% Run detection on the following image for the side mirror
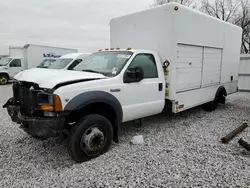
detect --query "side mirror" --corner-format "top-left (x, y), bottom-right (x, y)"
top-left (124, 66), bottom-right (144, 83)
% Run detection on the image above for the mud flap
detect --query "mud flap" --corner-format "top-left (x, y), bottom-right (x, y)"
top-left (2, 97), bottom-right (15, 108)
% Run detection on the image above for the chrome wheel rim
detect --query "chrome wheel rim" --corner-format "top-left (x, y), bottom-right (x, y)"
top-left (80, 125), bottom-right (106, 157)
top-left (0, 77), bottom-right (7, 84)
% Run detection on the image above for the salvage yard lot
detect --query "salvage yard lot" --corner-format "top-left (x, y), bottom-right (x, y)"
top-left (0, 85), bottom-right (250, 187)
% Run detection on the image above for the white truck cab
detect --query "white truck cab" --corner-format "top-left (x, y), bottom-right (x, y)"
top-left (44, 53), bottom-right (91, 70)
top-left (3, 3), bottom-right (242, 163)
top-left (36, 58), bottom-right (57, 69)
top-left (0, 57), bottom-right (23, 84)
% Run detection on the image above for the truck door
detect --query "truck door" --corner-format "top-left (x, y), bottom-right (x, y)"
top-left (8, 59), bottom-right (23, 78)
top-left (121, 53), bottom-right (165, 122)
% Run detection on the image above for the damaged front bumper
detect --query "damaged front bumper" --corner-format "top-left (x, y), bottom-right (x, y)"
top-left (3, 98), bottom-right (65, 138)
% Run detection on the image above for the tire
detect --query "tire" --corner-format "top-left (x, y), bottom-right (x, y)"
top-left (67, 114), bottom-right (113, 163)
top-left (0, 75), bottom-right (8, 85)
top-left (202, 100), bottom-right (218, 112)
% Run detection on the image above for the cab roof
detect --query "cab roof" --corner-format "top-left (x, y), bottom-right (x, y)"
top-left (59, 53), bottom-right (91, 59)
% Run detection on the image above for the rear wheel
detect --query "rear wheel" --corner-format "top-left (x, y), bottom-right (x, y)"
top-left (202, 100), bottom-right (218, 112)
top-left (202, 88), bottom-right (227, 112)
top-left (67, 114), bottom-right (113, 163)
top-left (0, 75), bottom-right (8, 85)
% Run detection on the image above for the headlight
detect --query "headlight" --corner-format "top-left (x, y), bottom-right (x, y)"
top-left (37, 93), bottom-right (62, 112)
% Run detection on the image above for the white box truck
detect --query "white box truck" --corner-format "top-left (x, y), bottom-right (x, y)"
top-left (3, 3), bottom-right (242, 162)
top-left (0, 44), bottom-right (77, 84)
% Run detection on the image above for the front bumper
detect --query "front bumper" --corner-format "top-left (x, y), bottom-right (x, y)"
top-left (4, 101), bottom-right (65, 138)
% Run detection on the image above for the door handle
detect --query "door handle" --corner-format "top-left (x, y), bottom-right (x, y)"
top-left (158, 83), bottom-right (163, 91)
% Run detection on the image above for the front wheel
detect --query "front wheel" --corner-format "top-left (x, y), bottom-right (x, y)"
top-left (67, 114), bottom-right (113, 163)
top-left (0, 75), bottom-right (8, 85)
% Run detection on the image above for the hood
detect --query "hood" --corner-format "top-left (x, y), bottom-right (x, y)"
top-left (14, 68), bottom-right (106, 89)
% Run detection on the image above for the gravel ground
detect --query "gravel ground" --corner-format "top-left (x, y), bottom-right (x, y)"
top-left (0, 84), bottom-right (250, 188)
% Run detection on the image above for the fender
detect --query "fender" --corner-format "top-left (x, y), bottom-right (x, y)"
top-left (0, 72), bottom-right (10, 81)
top-left (64, 91), bottom-right (123, 142)
top-left (0, 71), bottom-right (9, 77)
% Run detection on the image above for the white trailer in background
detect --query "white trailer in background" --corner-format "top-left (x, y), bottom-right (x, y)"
top-left (238, 54), bottom-right (250, 91)
top-left (0, 44), bottom-right (77, 84)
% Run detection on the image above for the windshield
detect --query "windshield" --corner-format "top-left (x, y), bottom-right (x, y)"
top-left (73, 51), bottom-right (133, 77)
top-left (48, 58), bottom-right (73, 69)
top-left (0, 58), bottom-right (12, 66)
top-left (37, 59), bottom-right (57, 68)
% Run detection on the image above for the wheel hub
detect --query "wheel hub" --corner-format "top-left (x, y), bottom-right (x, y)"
top-left (0, 77), bottom-right (7, 84)
top-left (80, 126), bottom-right (105, 156)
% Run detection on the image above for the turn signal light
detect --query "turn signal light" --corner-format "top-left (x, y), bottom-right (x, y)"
top-left (40, 95), bottom-right (62, 112)
top-left (54, 95), bottom-right (62, 112)
top-left (41, 105), bottom-right (53, 111)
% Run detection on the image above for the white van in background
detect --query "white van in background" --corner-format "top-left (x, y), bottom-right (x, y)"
top-left (0, 44), bottom-right (77, 85)
top-left (36, 58), bottom-right (57, 68)
top-left (44, 53), bottom-right (91, 70)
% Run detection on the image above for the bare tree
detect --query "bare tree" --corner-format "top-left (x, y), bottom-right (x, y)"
top-left (234, 1), bottom-right (250, 53)
top-left (152, 0), bottom-right (196, 7)
top-left (201, 0), bottom-right (250, 53)
top-left (201, 0), bottom-right (241, 22)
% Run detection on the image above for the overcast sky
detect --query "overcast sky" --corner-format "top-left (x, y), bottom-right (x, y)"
top-left (0, 0), bottom-right (152, 55)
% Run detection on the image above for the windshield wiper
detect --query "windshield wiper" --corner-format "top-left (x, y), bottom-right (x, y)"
top-left (82, 69), bottom-right (102, 74)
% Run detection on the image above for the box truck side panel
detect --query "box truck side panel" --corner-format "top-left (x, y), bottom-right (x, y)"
top-left (172, 4), bottom-right (241, 106)
top-left (26, 45), bottom-right (77, 69)
top-left (174, 7), bottom-right (225, 49)
top-left (173, 5), bottom-right (241, 87)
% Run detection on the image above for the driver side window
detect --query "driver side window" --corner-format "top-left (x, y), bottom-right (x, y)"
top-left (127, 54), bottom-right (158, 78)
top-left (10, 59), bottom-right (21, 67)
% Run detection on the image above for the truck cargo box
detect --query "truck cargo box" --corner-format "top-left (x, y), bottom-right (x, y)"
top-left (111, 3), bottom-right (242, 111)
